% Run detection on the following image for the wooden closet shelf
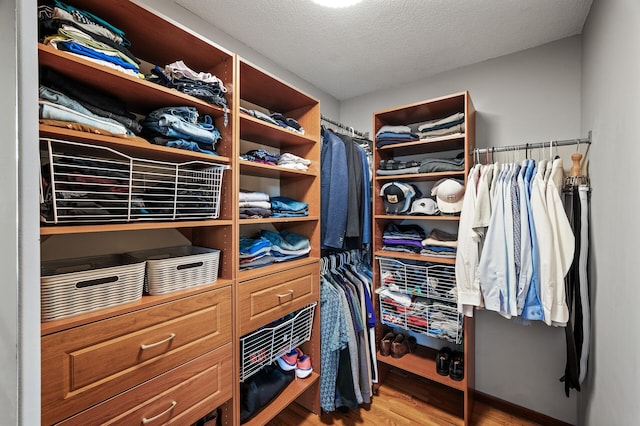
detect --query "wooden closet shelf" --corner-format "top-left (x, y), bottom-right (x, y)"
top-left (375, 171), bottom-right (465, 181)
top-left (377, 134), bottom-right (465, 156)
top-left (239, 216), bottom-right (319, 225)
top-left (240, 114), bottom-right (317, 148)
top-left (374, 250), bottom-right (456, 265)
top-left (39, 125), bottom-right (232, 165)
top-left (374, 214), bottom-right (460, 222)
top-left (242, 372), bottom-right (319, 426)
top-left (40, 219), bottom-right (233, 236)
top-left (38, 44), bottom-right (230, 118)
top-left (238, 257), bottom-right (320, 282)
top-left (377, 346), bottom-right (466, 391)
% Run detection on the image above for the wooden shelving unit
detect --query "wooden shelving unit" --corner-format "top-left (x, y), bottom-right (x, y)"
top-left (38, 1), bottom-right (236, 424)
top-left (372, 92), bottom-right (476, 426)
top-left (234, 57), bottom-right (321, 424)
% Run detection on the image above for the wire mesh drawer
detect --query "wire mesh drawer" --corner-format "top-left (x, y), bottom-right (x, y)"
top-left (379, 293), bottom-right (463, 344)
top-left (240, 302), bottom-right (317, 382)
top-left (126, 245), bottom-right (220, 295)
top-left (41, 254), bottom-right (146, 322)
top-left (40, 138), bottom-right (228, 224)
top-left (377, 257), bottom-right (457, 303)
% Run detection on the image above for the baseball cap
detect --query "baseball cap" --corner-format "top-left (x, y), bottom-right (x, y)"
top-left (409, 198), bottom-right (440, 215)
top-left (431, 179), bottom-right (464, 214)
top-left (380, 182), bottom-right (417, 214)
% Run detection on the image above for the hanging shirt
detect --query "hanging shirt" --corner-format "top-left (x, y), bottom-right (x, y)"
top-left (321, 130), bottom-right (348, 248)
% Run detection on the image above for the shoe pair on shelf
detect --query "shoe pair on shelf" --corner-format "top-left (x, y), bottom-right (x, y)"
top-left (436, 347), bottom-right (464, 381)
top-left (379, 331), bottom-right (417, 358)
top-left (276, 347), bottom-right (313, 378)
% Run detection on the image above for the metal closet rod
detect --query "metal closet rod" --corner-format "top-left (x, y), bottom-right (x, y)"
top-left (321, 114), bottom-right (370, 139)
top-left (472, 131), bottom-right (592, 155)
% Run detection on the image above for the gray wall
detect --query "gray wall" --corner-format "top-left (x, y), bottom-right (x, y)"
top-left (340, 36), bottom-right (583, 424)
top-left (138, 0), bottom-right (340, 119)
top-left (580, 0), bottom-right (640, 424)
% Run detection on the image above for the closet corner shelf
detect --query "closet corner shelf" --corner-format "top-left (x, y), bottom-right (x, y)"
top-left (239, 160), bottom-right (317, 179)
top-left (40, 219), bottom-right (233, 236)
top-left (242, 372), bottom-right (319, 426)
top-left (238, 257), bottom-right (320, 282)
top-left (40, 279), bottom-right (233, 336)
top-left (240, 114), bottom-right (317, 148)
top-left (374, 214), bottom-right (460, 222)
top-left (375, 171), bottom-right (465, 182)
top-left (377, 346), bottom-right (466, 391)
top-left (39, 125), bottom-right (232, 165)
top-left (239, 216), bottom-right (319, 225)
top-left (38, 44), bottom-right (230, 118)
top-left (378, 134), bottom-right (465, 156)
top-left (374, 250), bottom-right (456, 265)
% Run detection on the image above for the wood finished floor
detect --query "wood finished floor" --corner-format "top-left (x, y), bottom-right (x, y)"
top-left (267, 370), bottom-right (540, 426)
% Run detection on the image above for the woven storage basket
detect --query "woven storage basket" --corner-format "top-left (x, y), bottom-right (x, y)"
top-left (127, 246), bottom-right (220, 295)
top-left (41, 254), bottom-right (145, 322)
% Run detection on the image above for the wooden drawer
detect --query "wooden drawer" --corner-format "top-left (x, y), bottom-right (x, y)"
top-left (58, 343), bottom-right (232, 426)
top-left (42, 286), bottom-right (231, 425)
top-left (239, 262), bottom-right (318, 335)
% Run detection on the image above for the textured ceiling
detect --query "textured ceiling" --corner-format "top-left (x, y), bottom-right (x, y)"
top-left (176, 0), bottom-right (593, 101)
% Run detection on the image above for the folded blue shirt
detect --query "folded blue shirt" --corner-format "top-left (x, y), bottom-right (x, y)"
top-left (270, 196), bottom-right (308, 212)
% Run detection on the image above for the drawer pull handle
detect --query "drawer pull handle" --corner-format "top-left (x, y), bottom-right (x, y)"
top-left (141, 400), bottom-right (177, 424)
top-left (277, 290), bottom-right (294, 302)
top-left (140, 333), bottom-right (176, 350)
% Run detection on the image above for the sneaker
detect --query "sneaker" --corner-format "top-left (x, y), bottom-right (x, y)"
top-left (276, 349), bottom-right (298, 371)
top-left (294, 348), bottom-right (313, 378)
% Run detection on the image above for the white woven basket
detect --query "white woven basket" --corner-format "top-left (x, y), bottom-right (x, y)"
top-left (127, 246), bottom-right (220, 295)
top-left (41, 255), bottom-right (145, 322)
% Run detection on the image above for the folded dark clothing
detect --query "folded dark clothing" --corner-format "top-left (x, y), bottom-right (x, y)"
top-left (418, 155), bottom-right (465, 173)
top-left (79, 101), bottom-right (142, 134)
top-left (378, 159), bottom-right (421, 170)
top-left (239, 207), bottom-right (272, 218)
top-left (382, 238), bottom-right (423, 248)
top-left (376, 137), bottom-right (420, 148)
top-left (382, 245), bottom-right (421, 254)
top-left (383, 223), bottom-right (426, 240)
top-left (270, 112), bottom-right (303, 131)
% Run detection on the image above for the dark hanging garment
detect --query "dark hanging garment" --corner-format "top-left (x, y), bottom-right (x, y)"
top-left (338, 134), bottom-right (363, 247)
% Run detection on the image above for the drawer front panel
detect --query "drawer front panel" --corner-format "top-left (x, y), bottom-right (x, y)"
top-left (239, 263), bottom-right (318, 335)
top-left (43, 286), bottom-right (231, 426)
top-left (59, 343), bottom-right (232, 426)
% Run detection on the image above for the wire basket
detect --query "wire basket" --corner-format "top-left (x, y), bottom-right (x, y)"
top-left (239, 302), bottom-right (317, 382)
top-left (41, 254), bottom-right (146, 322)
top-left (377, 257), bottom-right (457, 303)
top-left (126, 245), bottom-right (220, 295)
top-left (40, 138), bottom-right (228, 224)
top-left (379, 295), bottom-right (463, 344)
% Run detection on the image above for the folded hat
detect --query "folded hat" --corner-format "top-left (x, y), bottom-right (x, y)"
top-left (431, 178), bottom-right (464, 214)
top-left (409, 197), bottom-right (439, 215)
top-left (380, 182), bottom-right (416, 215)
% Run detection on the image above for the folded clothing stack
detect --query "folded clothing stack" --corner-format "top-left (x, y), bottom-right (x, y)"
top-left (382, 223), bottom-right (426, 254)
top-left (375, 125), bottom-right (419, 148)
top-left (38, 1), bottom-right (141, 78)
top-left (39, 68), bottom-right (142, 136)
top-left (240, 148), bottom-right (281, 165)
top-left (240, 107), bottom-right (304, 134)
top-left (239, 230), bottom-right (310, 269)
top-left (278, 153), bottom-right (311, 171)
top-left (377, 152), bottom-right (465, 176)
top-left (141, 106), bottom-right (221, 156)
top-left (417, 112), bottom-right (465, 139)
top-left (420, 229), bottom-right (458, 258)
top-left (240, 190), bottom-right (271, 219)
top-left (270, 196), bottom-right (308, 218)
top-left (148, 60), bottom-right (229, 125)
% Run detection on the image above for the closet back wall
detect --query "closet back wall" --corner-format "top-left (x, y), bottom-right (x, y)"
top-left (340, 36), bottom-right (582, 425)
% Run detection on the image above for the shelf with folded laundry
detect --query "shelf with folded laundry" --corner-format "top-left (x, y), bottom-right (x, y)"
top-left (240, 302), bottom-right (317, 382)
top-left (377, 290), bottom-right (463, 344)
top-left (39, 138), bottom-right (229, 225)
top-left (239, 229), bottom-right (313, 271)
top-left (239, 146), bottom-right (316, 177)
top-left (37, 1), bottom-right (234, 110)
top-left (377, 256), bottom-right (457, 303)
top-left (240, 111), bottom-right (317, 148)
top-left (38, 45), bottom-right (231, 122)
top-left (239, 190), bottom-right (312, 220)
top-left (37, 65), bottom-right (232, 160)
top-left (375, 151), bottom-right (466, 180)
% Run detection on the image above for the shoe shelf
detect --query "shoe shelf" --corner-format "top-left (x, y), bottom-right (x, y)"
top-left (377, 345), bottom-right (466, 391)
top-left (241, 371), bottom-right (320, 426)
top-left (239, 302), bottom-right (317, 382)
